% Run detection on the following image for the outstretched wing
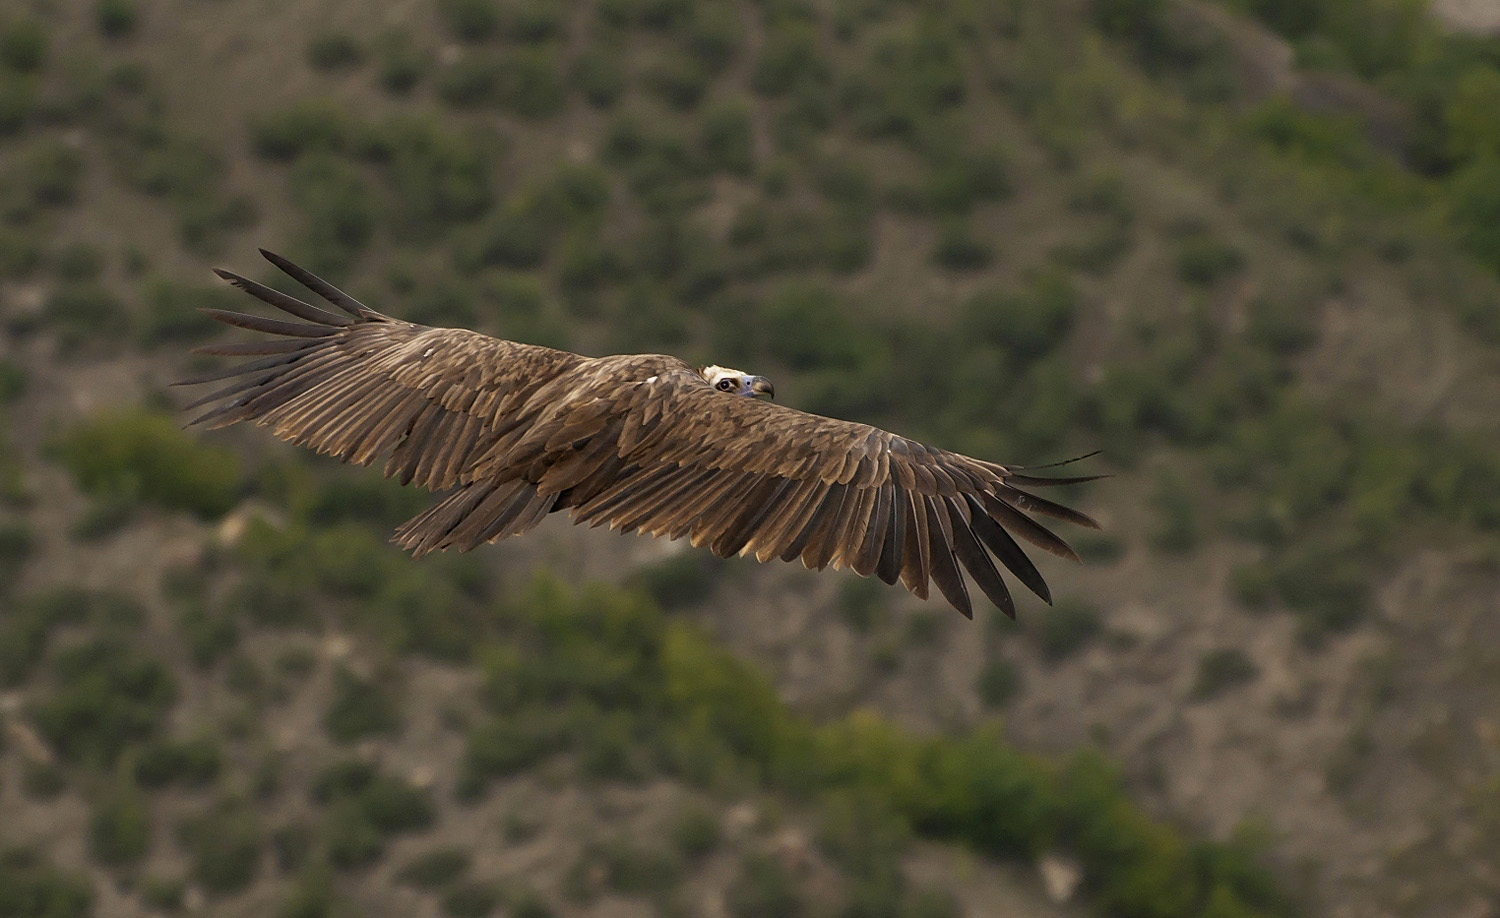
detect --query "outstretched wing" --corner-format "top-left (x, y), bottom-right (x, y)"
top-left (184, 252), bottom-right (1102, 619)
top-left (179, 249), bottom-right (586, 492)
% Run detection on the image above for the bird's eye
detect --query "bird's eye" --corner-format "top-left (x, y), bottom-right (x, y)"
top-left (716, 379), bottom-right (735, 391)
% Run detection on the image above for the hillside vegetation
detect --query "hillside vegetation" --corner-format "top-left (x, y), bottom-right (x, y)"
top-left (2, 0), bottom-right (1500, 916)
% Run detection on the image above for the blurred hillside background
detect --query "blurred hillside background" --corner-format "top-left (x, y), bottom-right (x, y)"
top-left (2, 0), bottom-right (1500, 916)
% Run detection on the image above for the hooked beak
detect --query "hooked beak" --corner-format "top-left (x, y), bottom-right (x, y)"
top-left (748, 376), bottom-right (775, 400)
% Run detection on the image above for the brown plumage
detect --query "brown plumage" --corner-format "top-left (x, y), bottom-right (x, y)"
top-left (181, 250), bottom-right (1104, 619)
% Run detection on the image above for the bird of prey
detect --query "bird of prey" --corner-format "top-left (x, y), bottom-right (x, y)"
top-left (181, 250), bottom-right (1102, 619)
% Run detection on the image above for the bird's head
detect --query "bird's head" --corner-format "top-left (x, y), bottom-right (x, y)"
top-left (698, 364), bottom-right (775, 400)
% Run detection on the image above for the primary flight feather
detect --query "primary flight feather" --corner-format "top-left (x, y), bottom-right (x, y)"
top-left (181, 250), bottom-right (1102, 619)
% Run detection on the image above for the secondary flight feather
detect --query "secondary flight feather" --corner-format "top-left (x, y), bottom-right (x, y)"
top-left (181, 250), bottom-right (1103, 619)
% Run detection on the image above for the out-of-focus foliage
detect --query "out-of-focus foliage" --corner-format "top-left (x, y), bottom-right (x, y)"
top-left (49, 408), bottom-right (241, 518)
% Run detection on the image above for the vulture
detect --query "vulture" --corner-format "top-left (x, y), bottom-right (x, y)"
top-left (181, 250), bottom-right (1103, 619)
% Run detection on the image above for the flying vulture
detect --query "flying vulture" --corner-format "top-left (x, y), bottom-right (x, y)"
top-left (180, 250), bottom-right (1102, 618)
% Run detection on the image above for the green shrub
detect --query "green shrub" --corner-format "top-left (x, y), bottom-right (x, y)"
top-left (0, 520), bottom-right (31, 588)
top-left (135, 277), bottom-right (238, 345)
top-left (96, 0), bottom-right (138, 38)
top-left (1176, 229), bottom-right (1244, 286)
top-left (397, 847), bottom-right (471, 890)
top-left (959, 272), bottom-right (1078, 361)
top-left (1450, 156), bottom-right (1500, 275)
top-left (0, 359), bottom-right (24, 401)
top-left (1033, 598), bottom-right (1102, 662)
top-left (20, 141), bottom-right (85, 207)
top-left (133, 736), bottom-right (222, 788)
top-left (441, 882), bottom-right (499, 918)
top-left (836, 577), bottom-right (887, 633)
top-left (0, 19), bottom-right (46, 73)
top-left (932, 219), bottom-right (993, 270)
top-left (699, 99), bottom-right (756, 175)
top-left (570, 46), bottom-right (625, 107)
top-left (54, 243), bottom-right (105, 281)
top-left (29, 638), bottom-right (176, 766)
top-left (439, 0), bottom-right (500, 40)
top-left (250, 98), bottom-right (358, 161)
top-left (0, 850), bottom-right (92, 918)
top-left (628, 553), bottom-right (721, 609)
top-left (176, 602), bottom-right (239, 668)
top-left (50, 409), bottom-right (241, 518)
top-left (288, 153), bottom-right (378, 269)
top-left (42, 283), bottom-right (129, 351)
top-left (0, 224), bottom-right (42, 276)
top-left (1149, 470), bottom-right (1198, 554)
top-left (926, 147), bottom-right (1012, 214)
top-left (1191, 648), bottom-right (1259, 700)
top-left (307, 33), bottom-right (364, 71)
top-left (362, 116), bottom-right (493, 237)
top-left (977, 657), bottom-right (1023, 707)
top-left (90, 787), bottom-right (152, 867)
top-left (644, 50), bottom-right (709, 109)
top-left (752, 23), bottom-right (825, 96)
top-left (727, 853), bottom-right (803, 918)
top-left (323, 668), bottom-right (400, 743)
top-left (373, 30), bottom-right (425, 94)
top-left (182, 810), bottom-right (262, 894)
top-left (0, 589), bottom-right (94, 685)
top-left (140, 875), bottom-right (184, 912)
top-left (670, 805), bottom-right (720, 858)
top-left (314, 760), bottom-right (435, 836)
top-left (438, 49), bottom-right (564, 118)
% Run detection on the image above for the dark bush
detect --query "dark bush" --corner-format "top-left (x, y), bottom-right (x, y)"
top-left (1191, 648), bottom-right (1259, 700)
top-left (727, 853), bottom-right (803, 918)
top-left (20, 141), bottom-right (85, 207)
top-left (438, 49), bottom-right (564, 118)
top-left (699, 99), bottom-right (756, 175)
top-left (42, 283), bottom-right (130, 351)
top-left (136, 277), bottom-right (239, 345)
top-left (90, 787), bottom-right (151, 866)
top-left (1033, 598), bottom-right (1102, 662)
top-left (629, 552), bottom-right (722, 609)
top-left (439, 0), bottom-right (500, 40)
top-left (977, 657), bottom-right (1023, 708)
top-left (307, 33), bottom-right (364, 71)
top-left (441, 881), bottom-right (499, 918)
top-left (570, 46), bottom-right (626, 107)
top-left (959, 272), bottom-right (1078, 361)
top-left (29, 638), bottom-right (176, 766)
top-left (133, 736), bottom-right (222, 788)
top-left (374, 30), bottom-right (425, 94)
top-left (644, 50), bottom-right (709, 109)
top-left (0, 850), bottom-right (92, 918)
top-left (752, 23), bottom-right (825, 96)
top-left (670, 805), bottom-right (720, 858)
top-left (932, 219), bottom-right (993, 270)
top-left (96, 0), bottom-right (137, 38)
top-left (50, 408), bottom-right (241, 518)
top-left (288, 153), bottom-right (378, 268)
top-left (323, 668), bottom-right (400, 743)
top-left (251, 98), bottom-right (358, 161)
top-left (1149, 470), bottom-right (1198, 554)
top-left (0, 19), bottom-right (46, 73)
top-left (177, 602), bottom-right (239, 668)
top-left (0, 520), bottom-right (31, 589)
top-left (926, 147), bottom-right (1012, 214)
top-left (1176, 229), bottom-right (1244, 286)
top-left (397, 847), bottom-right (471, 890)
top-left (182, 810), bottom-right (262, 894)
top-left (363, 116), bottom-right (493, 236)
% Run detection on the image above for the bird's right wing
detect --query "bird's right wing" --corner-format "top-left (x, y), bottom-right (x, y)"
top-left (178, 249), bottom-right (584, 493)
